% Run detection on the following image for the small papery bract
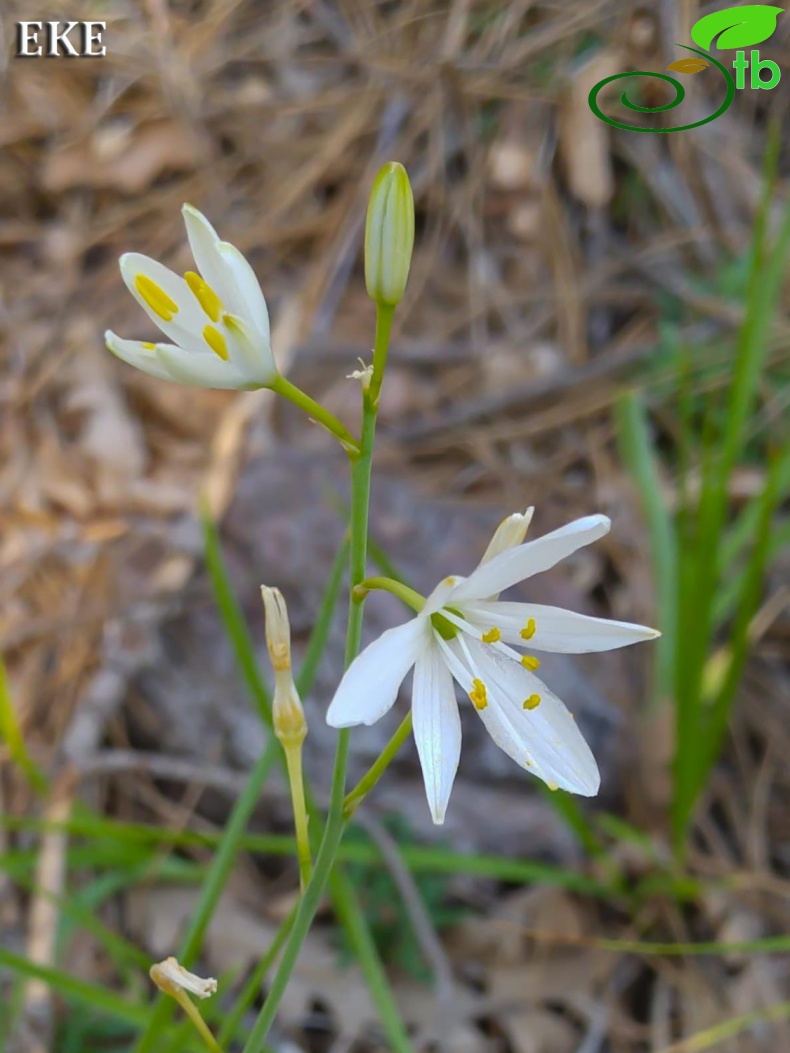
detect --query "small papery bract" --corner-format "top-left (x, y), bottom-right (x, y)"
top-left (106, 205), bottom-right (278, 390)
top-left (327, 510), bottom-right (661, 824)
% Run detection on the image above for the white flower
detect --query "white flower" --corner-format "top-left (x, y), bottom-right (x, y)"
top-left (327, 511), bottom-right (660, 824)
top-left (105, 204), bottom-right (277, 390)
top-left (150, 957), bottom-right (217, 1000)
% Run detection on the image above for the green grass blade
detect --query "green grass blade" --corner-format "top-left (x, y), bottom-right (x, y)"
top-left (329, 866), bottom-right (413, 1053)
top-left (0, 946), bottom-right (148, 1027)
top-left (615, 391), bottom-right (677, 705)
top-left (0, 653), bottom-right (48, 794)
top-left (201, 503), bottom-right (272, 727)
top-left (132, 737), bottom-right (281, 1053)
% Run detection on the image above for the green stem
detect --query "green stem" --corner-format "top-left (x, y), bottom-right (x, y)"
top-left (283, 744), bottom-right (312, 889)
top-left (368, 304), bottom-right (394, 406)
top-left (242, 303), bottom-right (395, 1051)
top-left (353, 576), bottom-right (425, 611)
top-left (173, 992), bottom-right (224, 1053)
top-left (344, 713), bottom-right (413, 818)
top-left (272, 376), bottom-right (360, 456)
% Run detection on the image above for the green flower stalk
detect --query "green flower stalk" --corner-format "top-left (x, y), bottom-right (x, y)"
top-left (364, 162), bottom-right (415, 307)
top-left (261, 586), bottom-right (312, 889)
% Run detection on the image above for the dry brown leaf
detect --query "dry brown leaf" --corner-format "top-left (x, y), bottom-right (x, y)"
top-left (62, 323), bottom-right (148, 507)
top-left (560, 49), bottom-right (621, 207)
top-left (42, 120), bottom-right (199, 194)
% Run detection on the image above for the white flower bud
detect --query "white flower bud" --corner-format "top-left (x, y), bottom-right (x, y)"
top-left (480, 508), bottom-right (534, 563)
top-left (364, 162), bottom-right (415, 306)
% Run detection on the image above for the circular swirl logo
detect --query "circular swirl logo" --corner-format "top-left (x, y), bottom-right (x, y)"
top-left (587, 5), bottom-right (783, 134)
top-left (588, 45), bottom-right (736, 133)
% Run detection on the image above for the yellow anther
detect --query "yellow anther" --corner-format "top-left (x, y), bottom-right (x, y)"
top-left (519, 616), bottom-right (537, 641)
top-left (523, 693), bottom-right (541, 710)
top-left (481, 627), bottom-right (501, 644)
top-left (141, 342), bottom-right (156, 350)
top-left (185, 271), bottom-right (222, 322)
top-left (525, 757), bottom-right (533, 768)
top-left (469, 678), bottom-right (488, 711)
top-left (203, 324), bottom-right (229, 360)
top-left (520, 654), bottom-right (540, 671)
top-left (546, 780), bottom-right (558, 792)
top-left (135, 274), bottom-right (178, 321)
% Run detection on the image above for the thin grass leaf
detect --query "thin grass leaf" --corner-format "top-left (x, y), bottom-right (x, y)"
top-left (0, 946), bottom-right (148, 1027)
top-left (0, 653), bottom-right (48, 795)
top-left (329, 866), bottom-right (413, 1053)
top-left (693, 444), bottom-right (785, 804)
top-left (0, 812), bottom-right (617, 896)
top-left (615, 392), bottom-right (677, 705)
top-left (201, 501), bottom-right (272, 727)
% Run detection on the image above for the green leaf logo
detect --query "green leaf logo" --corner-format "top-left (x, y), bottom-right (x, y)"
top-left (691, 4), bottom-right (783, 50)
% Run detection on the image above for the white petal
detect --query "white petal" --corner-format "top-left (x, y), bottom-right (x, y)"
top-left (326, 617), bottom-right (428, 728)
top-left (223, 314), bottom-right (278, 387)
top-left (105, 331), bottom-right (176, 381)
top-left (411, 644), bottom-right (462, 824)
top-left (439, 636), bottom-right (599, 796)
top-left (451, 515), bottom-right (611, 603)
top-left (154, 344), bottom-right (247, 389)
top-left (480, 508), bottom-right (534, 564)
top-left (217, 242), bottom-right (271, 345)
top-left (182, 204), bottom-right (232, 300)
top-left (182, 205), bottom-right (270, 344)
top-left (119, 253), bottom-right (208, 353)
top-left (463, 602), bottom-right (660, 653)
top-left (423, 575), bottom-right (465, 615)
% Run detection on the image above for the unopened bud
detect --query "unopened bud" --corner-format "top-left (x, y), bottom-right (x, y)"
top-left (481, 507), bottom-right (534, 563)
top-left (364, 162), bottom-right (414, 306)
top-left (261, 586), bottom-right (307, 748)
top-left (150, 957), bottom-right (217, 1000)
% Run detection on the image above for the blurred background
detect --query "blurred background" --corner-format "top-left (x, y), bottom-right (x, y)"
top-left (1, 1), bottom-right (790, 1051)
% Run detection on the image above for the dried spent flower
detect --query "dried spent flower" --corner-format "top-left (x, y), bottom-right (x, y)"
top-left (150, 957), bottom-right (217, 1000)
top-left (261, 586), bottom-right (307, 748)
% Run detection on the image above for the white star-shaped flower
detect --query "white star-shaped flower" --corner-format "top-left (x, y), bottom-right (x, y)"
top-left (105, 204), bottom-right (277, 390)
top-left (327, 510), bottom-right (660, 824)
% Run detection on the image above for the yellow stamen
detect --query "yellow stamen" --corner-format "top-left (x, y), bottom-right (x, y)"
top-left (546, 780), bottom-right (558, 792)
top-left (520, 654), bottom-right (540, 671)
top-left (481, 627), bottom-right (501, 644)
top-left (525, 757), bottom-right (533, 768)
top-left (519, 616), bottom-right (537, 641)
top-left (135, 274), bottom-right (178, 321)
top-left (185, 271), bottom-right (222, 322)
top-left (141, 342), bottom-right (156, 350)
top-left (523, 693), bottom-right (541, 710)
top-left (469, 678), bottom-right (488, 711)
top-left (203, 324), bottom-right (229, 360)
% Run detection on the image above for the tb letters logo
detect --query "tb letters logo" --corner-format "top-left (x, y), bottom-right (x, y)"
top-left (589, 4), bottom-right (783, 132)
